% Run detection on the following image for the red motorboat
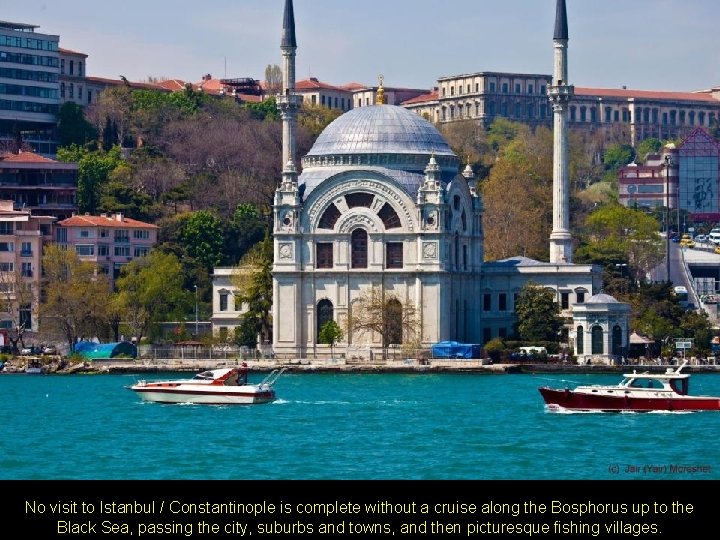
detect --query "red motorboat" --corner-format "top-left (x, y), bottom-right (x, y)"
top-left (539, 361), bottom-right (720, 412)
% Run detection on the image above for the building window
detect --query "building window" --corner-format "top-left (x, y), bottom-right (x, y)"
top-left (483, 293), bottom-right (492, 311)
top-left (515, 83), bottom-right (521, 93)
top-left (499, 293), bottom-right (507, 311)
top-left (378, 203), bottom-right (401, 229)
top-left (133, 230), bottom-right (150, 239)
top-left (561, 292), bottom-right (569, 310)
top-left (75, 244), bottom-right (94, 256)
top-left (114, 230), bottom-right (129, 243)
top-left (345, 192), bottom-right (374, 208)
top-left (134, 247), bottom-right (150, 257)
top-left (612, 325), bottom-right (623, 357)
top-left (576, 291), bottom-right (586, 303)
top-left (219, 293), bottom-right (229, 312)
top-left (318, 204), bottom-right (341, 230)
top-left (591, 326), bottom-right (604, 355)
top-left (385, 298), bottom-right (403, 345)
top-left (114, 246), bottom-right (130, 257)
top-left (317, 299), bottom-right (334, 343)
top-left (351, 229), bottom-right (368, 269)
top-left (528, 84), bottom-right (534, 94)
top-left (483, 328), bottom-right (492, 344)
top-left (576, 326), bottom-right (584, 354)
top-left (386, 242), bottom-right (403, 269)
top-left (0, 242), bottom-right (14, 252)
top-left (21, 262), bottom-right (32, 278)
top-left (316, 243), bottom-right (333, 269)
top-left (489, 82), bottom-right (496, 92)
top-left (19, 304), bottom-right (31, 330)
top-left (0, 262), bottom-right (13, 272)
top-left (502, 83), bottom-right (508, 93)
top-left (98, 244), bottom-right (109, 257)
top-left (0, 222), bottom-right (13, 235)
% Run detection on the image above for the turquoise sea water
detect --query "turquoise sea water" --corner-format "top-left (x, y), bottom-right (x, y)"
top-left (2, 370), bottom-right (719, 480)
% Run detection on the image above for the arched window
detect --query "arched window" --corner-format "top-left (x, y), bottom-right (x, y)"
top-left (317, 299), bottom-right (334, 343)
top-left (351, 229), bottom-right (368, 268)
top-left (319, 204), bottom-right (341, 229)
top-left (385, 298), bottom-right (402, 345)
top-left (591, 326), bottom-right (604, 355)
top-left (576, 326), bottom-right (584, 355)
top-left (378, 203), bottom-right (401, 229)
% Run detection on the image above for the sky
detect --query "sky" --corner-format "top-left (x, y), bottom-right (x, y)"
top-left (4, 0), bottom-right (720, 93)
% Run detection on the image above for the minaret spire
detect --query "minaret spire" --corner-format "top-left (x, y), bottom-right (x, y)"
top-left (548, 0), bottom-right (574, 263)
top-left (278, 0), bottom-right (301, 184)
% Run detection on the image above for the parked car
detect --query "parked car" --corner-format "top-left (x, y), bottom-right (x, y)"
top-left (694, 234), bottom-right (707, 244)
top-left (41, 345), bottom-right (57, 355)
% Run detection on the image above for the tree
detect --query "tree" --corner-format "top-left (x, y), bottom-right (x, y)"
top-left (514, 282), bottom-right (562, 342)
top-left (57, 102), bottom-right (96, 148)
top-left (113, 251), bottom-right (188, 343)
top-left (264, 64), bottom-right (283, 96)
top-left (348, 288), bottom-right (419, 354)
top-left (39, 245), bottom-right (113, 352)
top-left (180, 210), bottom-right (225, 272)
top-left (0, 268), bottom-right (35, 352)
top-left (603, 142), bottom-right (635, 171)
top-left (56, 145), bottom-right (124, 214)
top-left (298, 103), bottom-right (342, 139)
top-left (318, 319), bottom-right (344, 359)
top-left (232, 234), bottom-right (274, 347)
top-left (635, 137), bottom-right (662, 163)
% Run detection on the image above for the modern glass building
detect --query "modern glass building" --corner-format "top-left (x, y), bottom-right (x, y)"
top-left (0, 20), bottom-right (60, 156)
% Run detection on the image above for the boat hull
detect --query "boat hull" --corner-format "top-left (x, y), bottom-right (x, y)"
top-left (539, 387), bottom-right (720, 412)
top-left (130, 385), bottom-right (276, 405)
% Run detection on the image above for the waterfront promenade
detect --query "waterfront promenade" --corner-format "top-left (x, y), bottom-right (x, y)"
top-left (4, 355), bottom-right (720, 375)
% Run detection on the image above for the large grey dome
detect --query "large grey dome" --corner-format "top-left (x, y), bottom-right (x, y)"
top-left (306, 105), bottom-right (455, 157)
top-left (299, 105), bottom-right (460, 200)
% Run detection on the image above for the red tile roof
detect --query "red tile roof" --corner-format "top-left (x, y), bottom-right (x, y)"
top-left (0, 150), bottom-right (58, 163)
top-left (296, 78), bottom-right (349, 92)
top-left (58, 47), bottom-right (88, 57)
top-left (401, 90), bottom-right (439, 105)
top-left (156, 79), bottom-right (189, 91)
top-left (57, 214), bottom-right (158, 229)
top-left (575, 87), bottom-right (718, 103)
top-left (84, 76), bottom-right (170, 92)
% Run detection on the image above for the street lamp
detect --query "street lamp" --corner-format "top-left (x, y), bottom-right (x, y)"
top-left (194, 285), bottom-right (199, 338)
top-left (665, 155), bottom-right (671, 283)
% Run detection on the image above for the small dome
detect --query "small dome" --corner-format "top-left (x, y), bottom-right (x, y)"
top-left (586, 293), bottom-right (619, 304)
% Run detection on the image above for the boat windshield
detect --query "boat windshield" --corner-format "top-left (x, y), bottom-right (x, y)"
top-left (193, 371), bottom-right (215, 380)
top-left (628, 378), bottom-right (664, 389)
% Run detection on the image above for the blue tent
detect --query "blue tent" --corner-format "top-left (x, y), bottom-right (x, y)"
top-left (74, 341), bottom-right (137, 360)
top-left (431, 341), bottom-right (481, 359)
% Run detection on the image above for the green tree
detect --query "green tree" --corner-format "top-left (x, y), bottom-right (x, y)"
top-left (39, 245), bottom-right (113, 352)
top-left (180, 210), bottom-right (224, 272)
top-left (603, 142), bottom-right (635, 171)
top-left (635, 137), bottom-right (662, 163)
top-left (0, 268), bottom-right (35, 352)
top-left (514, 282), bottom-right (562, 342)
top-left (57, 102), bottom-right (96, 148)
top-left (114, 251), bottom-right (189, 343)
top-left (56, 145), bottom-right (124, 214)
top-left (318, 320), bottom-right (344, 358)
top-left (233, 234), bottom-right (274, 347)
top-left (245, 97), bottom-right (280, 121)
top-left (298, 103), bottom-right (342, 139)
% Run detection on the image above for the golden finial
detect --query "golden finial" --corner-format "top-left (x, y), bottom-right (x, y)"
top-left (376, 74), bottom-right (385, 105)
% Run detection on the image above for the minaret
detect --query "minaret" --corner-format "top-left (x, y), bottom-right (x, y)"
top-left (548, 0), bottom-right (574, 263)
top-left (277, 0), bottom-right (301, 185)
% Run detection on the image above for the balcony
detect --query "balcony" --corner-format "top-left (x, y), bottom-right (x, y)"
top-left (20, 250), bottom-right (33, 257)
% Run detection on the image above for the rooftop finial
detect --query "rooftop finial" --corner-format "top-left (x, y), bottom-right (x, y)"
top-left (554, 0), bottom-right (568, 40)
top-left (376, 74), bottom-right (385, 105)
top-left (281, 0), bottom-right (297, 48)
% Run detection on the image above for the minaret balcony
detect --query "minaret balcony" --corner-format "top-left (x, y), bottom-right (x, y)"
top-left (277, 94), bottom-right (304, 109)
top-left (547, 85), bottom-right (575, 98)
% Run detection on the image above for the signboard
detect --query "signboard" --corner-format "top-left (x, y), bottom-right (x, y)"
top-left (675, 339), bottom-right (693, 350)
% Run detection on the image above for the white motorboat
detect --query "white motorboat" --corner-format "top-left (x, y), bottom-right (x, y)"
top-left (127, 366), bottom-right (284, 405)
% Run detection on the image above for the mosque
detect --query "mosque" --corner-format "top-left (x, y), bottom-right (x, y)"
top-left (270, 0), bottom-right (628, 362)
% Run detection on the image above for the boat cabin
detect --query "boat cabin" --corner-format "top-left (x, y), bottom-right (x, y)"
top-left (620, 367), bottom-right (690, 396)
